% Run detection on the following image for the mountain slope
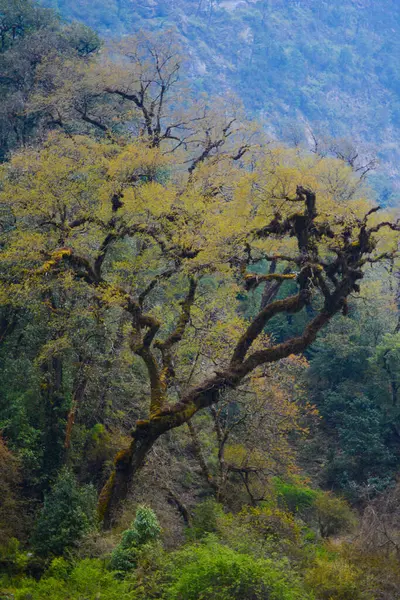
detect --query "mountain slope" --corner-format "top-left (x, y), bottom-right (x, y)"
top-left (40, 0), bottom-right (400, 200)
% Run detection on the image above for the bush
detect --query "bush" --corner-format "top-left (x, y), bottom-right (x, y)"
top-left (273, 478), bottom-right (356, 538)
top-left (31, 468), bottom-right (97, 557)
top-left (188, 498), bottom-right (224, 540)
top-left (238, 504), bottom-right (301, 545)
top-left (0, 537), bottom-right (30, 575)
top-left (273, 477), bottom-right (319, 516)
top-left (315, 492), bottom-right (356, 538)
top-left (109, 505), bottom-right (161, 576)
top-left (1, 558), bottom-right (134, 600)
top-left (305, 554), bottom-right (375, 600)
top-left (165, 539), bottom-right (312, 600)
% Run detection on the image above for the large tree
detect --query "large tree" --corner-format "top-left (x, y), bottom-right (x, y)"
top-left (0, 128), bottom-right (398, 525)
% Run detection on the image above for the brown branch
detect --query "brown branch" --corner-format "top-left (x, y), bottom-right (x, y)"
top-left (165, 486), bottom-right (192, 527)
top-left (240, 311), bottom-right (331, 375)
top-left (94, 233), bottom-right (117, 280)
top-left (230, 292), bottom-right (308, 366)
top-left (260, 262), bottom-right (293, 309)
top-left (79, 112), bottom-right (108, 133)
top-left (231, 145), bottom-right (250, 161)
top-left (138, 268), bottom-right (176, 306)
top-left (155, 278), bottom-right (197, 353)
top-left (154, 278), bottom-right (197, 389)
top-left (139, 314), bottom-right (161, 349)
top-left (263, 254), bottom-right (303, 264)
top-left (125, 297), bottom-right (164, 416)
top-left (105, 87), bottom-right (142, 108)
top-left (187, 420), bottom-right (216, 490)
top-left (244, 272), bottom-right (296, 291)
top-left (254, 214), bottom-right (293, 239)
top-left (362, 206), bottom-right (381, 224)
top-left (61, 250), bottom-right (99, 284)
top-left (368, 220), bottom-right (400, 234)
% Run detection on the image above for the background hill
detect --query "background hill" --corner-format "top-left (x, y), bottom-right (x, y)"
top-left (40, 0), bottom-right (400, 203)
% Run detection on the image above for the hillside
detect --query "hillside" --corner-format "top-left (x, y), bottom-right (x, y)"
top-left (40, 0), bottom-right (400, 203)
top-left (3, 2), bottom-right (400, 598)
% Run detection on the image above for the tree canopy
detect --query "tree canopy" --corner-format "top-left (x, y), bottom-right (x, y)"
top-left (1, 116), bottom-right (398, 523)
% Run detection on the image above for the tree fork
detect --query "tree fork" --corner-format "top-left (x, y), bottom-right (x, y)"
top-left (98, 309), bottom-right (334, 527)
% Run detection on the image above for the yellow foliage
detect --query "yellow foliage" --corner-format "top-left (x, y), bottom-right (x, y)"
top-left (236, 504), bottom-right (302, 544)
top-left (0, 130), bottom-right (397, 435)
top-left (305, 553), bottom-right (375, 600)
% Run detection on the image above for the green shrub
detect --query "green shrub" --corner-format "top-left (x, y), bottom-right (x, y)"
top-left (109, 505), bottom-right (161, 576)
top-left (211, 503), bottom-right (303, 561)
top-left (2, 558), bottom-right (134, 600)
top-left (0, 537), bottom-right (30, 574)
top-left (305, 554), bottom-right (375, 600)
top-left (273, 478), bottom-right (356, 538)
top-left (165, 539), bottom-right (312, 600)
top-left (31, 468), bottom-right (97, 557)
top-left (45, 556), bottom-right (71, 579)
top-left (273, 477), bottom-right (319, 515)
top-left (188, 498), bottom-right (224, 540)
top-left (239, 504), bottom-right (301, 544)
top-left (315, 492), bottom-right (356, 538)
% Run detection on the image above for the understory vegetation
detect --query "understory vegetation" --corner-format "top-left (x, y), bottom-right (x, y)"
top-left (1, 1), bottom-right (400, 599)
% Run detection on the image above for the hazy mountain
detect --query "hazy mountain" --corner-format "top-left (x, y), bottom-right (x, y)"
top-left (41, 0), bottom-right (400, 201)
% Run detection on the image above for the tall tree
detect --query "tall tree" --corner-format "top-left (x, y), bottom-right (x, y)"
top-left (1, 130), bottom-right (397, 524)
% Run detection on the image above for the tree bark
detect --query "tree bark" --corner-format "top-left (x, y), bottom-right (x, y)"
top-left (99, 308), bottom-right (333, 527)
top-left (99, 420), bottom-right (162, 528)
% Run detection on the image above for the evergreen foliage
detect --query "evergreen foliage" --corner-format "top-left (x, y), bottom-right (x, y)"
top-left (31, 469), bottom-right (97, 556)
top-left (109, 505), bottom-right (161, 576)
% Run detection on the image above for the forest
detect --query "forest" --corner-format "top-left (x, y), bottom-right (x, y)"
top-left (1, 0), bottom-right (400, 599)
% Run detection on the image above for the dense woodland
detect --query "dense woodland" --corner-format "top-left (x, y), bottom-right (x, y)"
top-left (1, 1), bottom-right (400, 599)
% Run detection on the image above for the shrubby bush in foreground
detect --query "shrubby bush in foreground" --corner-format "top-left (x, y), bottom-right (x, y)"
top-left (0, 558), bottom-right (134, 600)
top-left (165, 538), bottom-right (312, 600)
top-left (0, 540), bottom-right (311, 600)
top-left (305, 551), bottom-right (375, 600)
top-left (0, 496), bottom-right (390, 600)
